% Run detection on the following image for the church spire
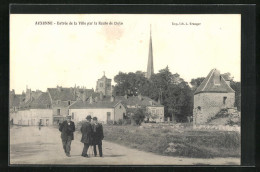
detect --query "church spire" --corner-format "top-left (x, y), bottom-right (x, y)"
top-left (146, 24), bottom-right (154, 79)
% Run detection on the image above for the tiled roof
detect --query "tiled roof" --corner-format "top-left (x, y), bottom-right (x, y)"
top-left (48, 88), bottom-right (76, 101)
top-left (194, 69), bottom-right (235, 95)
top-left (30, 93), bottom-right (52, 109)
top-left (69, 100), bottom-right (121, 109)
top-left (114, 95), bottom-right (164, 107)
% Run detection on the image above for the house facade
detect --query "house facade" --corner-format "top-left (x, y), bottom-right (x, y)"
top-left (115, 94), bottom-right (164, 122)
top-left (193, 69), bottom-right (235, 125)
top-left (11, 92), bottom-right (53, 126)
top-left (69, 96), bottom-right (126, 124)
top-left (47, 86), bottom-right (94, 124)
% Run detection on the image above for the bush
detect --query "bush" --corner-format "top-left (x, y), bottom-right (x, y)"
top-left (117, 119), bottom-right (123, 125)
top-left (123, 119), bottom-right (131, 125)
top-left (130, 109), bottom-right (146, 125)
top-left (116, 119), bottom-right (131, 125)
top-left (107, 120), bottom-right (114, 125)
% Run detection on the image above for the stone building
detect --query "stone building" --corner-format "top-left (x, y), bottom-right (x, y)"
top-left (193, 69), bottom-right (235, 125)
top-left (95, 72), bottom-right (112, 96)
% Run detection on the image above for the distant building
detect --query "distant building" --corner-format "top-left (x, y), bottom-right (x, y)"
top-left (47, 86), bottom-right (94, 124)
top-left (95, 72), bottom-right (112, 96)
top-left (11, 92), bottom-right (53, 126)
top-left (193, 69), bottom-right (235, 125)
top-left (115, 94), bottom-right (164, 122)
top-left (69, 95), bottom-right (126, 124)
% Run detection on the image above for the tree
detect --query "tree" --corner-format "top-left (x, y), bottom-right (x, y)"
top-left (131, 108), bottom-right (146, 125)
top-left (113, 66), bottom-right (194, 122)
top-left (230, 81), bottom-right (241, 111)
top-left (114, 71), bottom-right (148, 96)
top-left (222, 73), bottom-right (241, 111)
top-left (147, 66), bottom-right (193, 121)
top-left (190, 77), bottom-right (205, 91)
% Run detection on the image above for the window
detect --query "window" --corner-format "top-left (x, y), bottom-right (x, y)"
top-left (57, 109), bottom-right (61, 116)
top-left (68, 101), bottom-right (71, 105)
top-left (123, 113), bottom-right (126, 119)
top-left (100, 82), bottom-right (103, 87)
top-left (72, 113), bottom-right (74, 119)
top-left (223, 97), bottom-right (227, 105)
top-left (119, 105), bottom-right (121, 109)
top-left (107, 112), bottom-right (111, 121)
top-left (197, 106), bottom-right (201, 111)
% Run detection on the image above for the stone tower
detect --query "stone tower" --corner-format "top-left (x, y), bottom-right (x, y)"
top-left (146, 25), bottom-right (154, 79)
top-left (193, 69), bottom-right (235, 125)
top-left (95, 72), bottom-right (112, 97)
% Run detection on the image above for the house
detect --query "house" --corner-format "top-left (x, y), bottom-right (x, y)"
top-left (11, 92), bottom-right (53, 126)
top-left (193, 68), bottom-right (235, 125)
top-left (69, 95), bottom-right (126, 124)
top-left (114, 94), bottom-right (164, 122)
top-left (47, 86), bottom-right (94, 124)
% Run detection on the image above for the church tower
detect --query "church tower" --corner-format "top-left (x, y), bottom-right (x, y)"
top-left (146, 25), bottom-right (154, 79)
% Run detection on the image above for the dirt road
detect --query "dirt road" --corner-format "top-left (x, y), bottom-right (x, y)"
top-left (10, 126), bottom-right (240, 165)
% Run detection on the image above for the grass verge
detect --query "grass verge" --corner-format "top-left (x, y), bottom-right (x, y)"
top-left (103, 125), bottom-right (240, 158)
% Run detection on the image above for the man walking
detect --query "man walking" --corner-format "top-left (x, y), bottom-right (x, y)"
top-left (92, 117), bottom-right (104, 157)
top-left (59, 115), bottom-right (75, 157)
top-left (81, 115), bottom-right (93, 157)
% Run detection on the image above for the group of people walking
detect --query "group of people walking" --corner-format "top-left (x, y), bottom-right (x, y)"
top-left (59, 115), bottom-right (104, 158)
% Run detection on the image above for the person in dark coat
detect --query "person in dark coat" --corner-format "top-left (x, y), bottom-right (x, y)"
top-left (59, 115), bottom-right (75, 157)
top-left (92, 117), bottom-right (104, 157)
top-left (81, 115), bottom-right (93, 157)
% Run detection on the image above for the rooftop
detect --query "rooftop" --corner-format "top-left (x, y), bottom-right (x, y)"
top-left (194, 69), bottom-right (235, 95)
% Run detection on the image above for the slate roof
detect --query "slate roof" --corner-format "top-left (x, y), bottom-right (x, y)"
top-left (48, 88), bottom-right (76, 101)
top-left (194, 69), bottom-right (235, 95)
top-left (69, 100), bottom-right (121, 109)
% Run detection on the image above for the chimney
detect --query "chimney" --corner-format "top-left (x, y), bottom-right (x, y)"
top-left (110, 96), bottom-right (115, 102)
top-left (111, 85), bottom-right (114, 96)
top-left (89, 95), bottom-right (93, 104)
top-left (100, 92), bottom-right (103, 100)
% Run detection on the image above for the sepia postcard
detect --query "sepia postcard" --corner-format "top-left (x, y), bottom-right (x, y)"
top-left (9, 13), bottom-right (241, 165)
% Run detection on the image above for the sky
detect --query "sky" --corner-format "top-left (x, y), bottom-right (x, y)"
top-left (10, 14), bottom-right (241, 94)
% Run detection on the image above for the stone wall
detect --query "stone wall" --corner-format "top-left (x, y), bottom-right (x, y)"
top-left (193, 92), bottom-right (235, 125)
